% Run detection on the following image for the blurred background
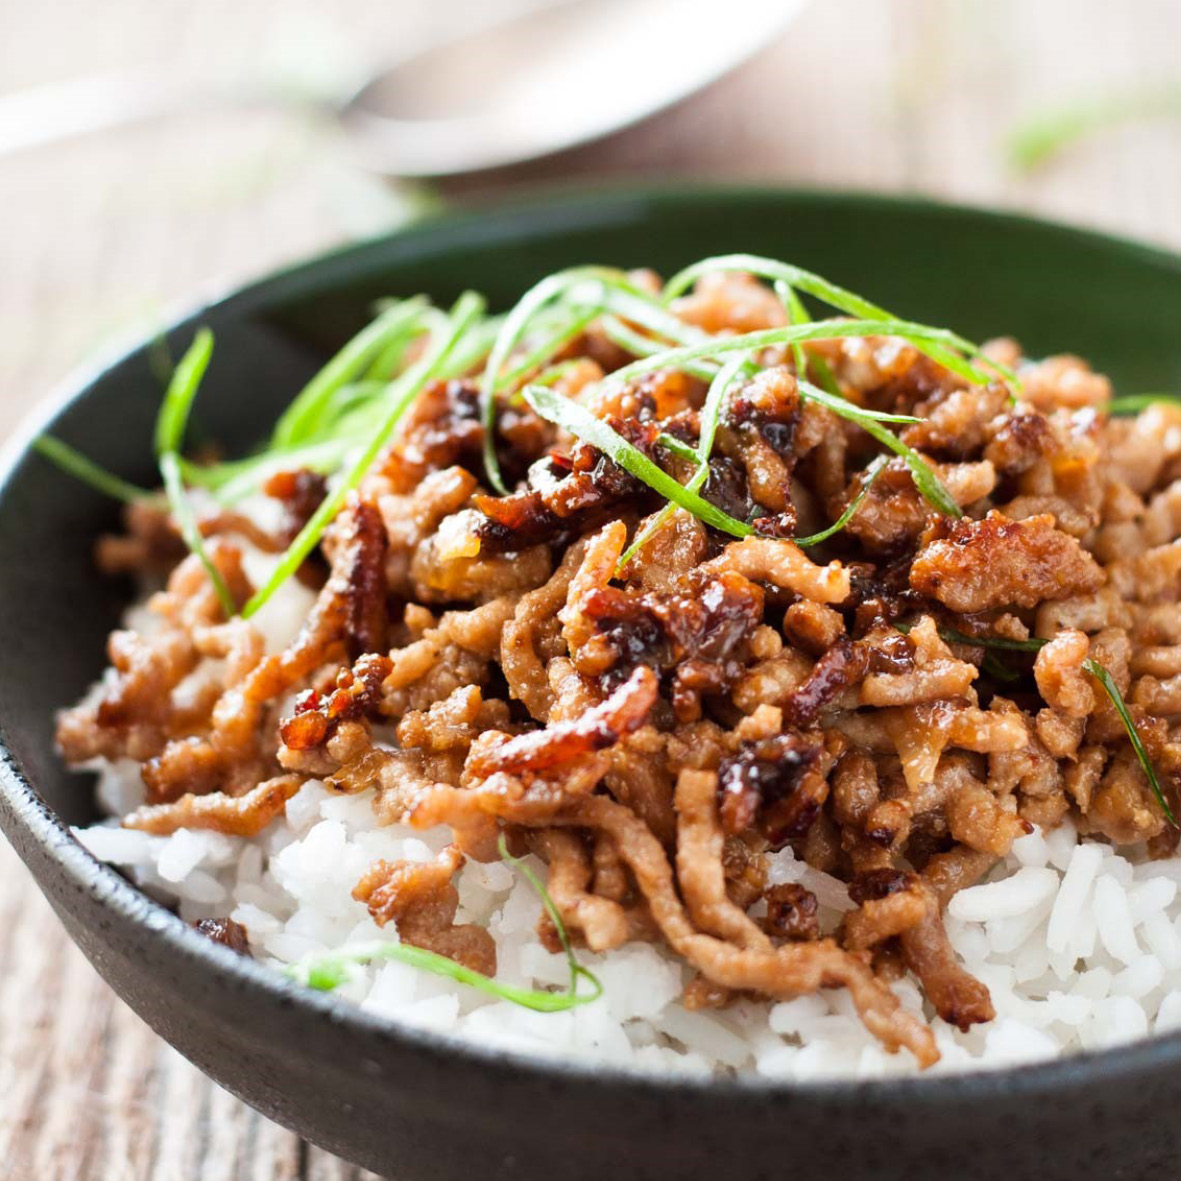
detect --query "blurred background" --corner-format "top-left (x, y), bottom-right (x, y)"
top-left (1, 0), bottom-right (1180, 1176)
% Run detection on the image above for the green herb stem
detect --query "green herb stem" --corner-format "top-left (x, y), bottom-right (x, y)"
top-left (1083, 657), bottom-right (1178, 827)
top-left (662, 253), bottom-right (1006, 384)
top-left (155, 328), bottom-right (213, 456)
top-left (616, 354), bottom-right (749, 572)
top-left (521, 383), bottom-right (753, 540)
top-left (655, 433), bottom-right (701, 463)
top-left (939, 628), bottom-right (1047, 652)
top-left (480, 267), bottom-right (705, 493)
top-left (794, 455), bottom-right (888, 546)
top-left (151, 329), bottom-right (236, 616)
top-left (272, 300), bottom-right (429, 450)
top-left (1106, 393), bottom-right (1181, 417)
top-left (160, 451), bottom-right (236, 617)
top-left (795, 378), bottom-right (961, 518)
top-left (493, 306), bottom-right (599, 394)
top-left (930, 626), bottom-right (1177, 827)
top-left (604, 317), bottom-right (988, 391)
top-left (289, 836), bottom-right (602, 1012)
top-left (243, 292), bottom-right (486, 618)
top-left (33, 436), bottom-right (152, 504)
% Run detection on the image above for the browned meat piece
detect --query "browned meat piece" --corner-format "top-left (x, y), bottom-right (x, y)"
top-left (558, 794), bottom-right (938, 1066)
top-left (96, 500), bottom-right (188, 575)
top-left (123, 775), bottom-right (301, 836)
top-left (194, 917), bottom-right (251, 955)
top-left (574, 570), bottom-right (764, 722)
top-left (716, 732), bottom-right (826, 841)
top-left (264, 468), bottom-right (329, 545)
top-left (675, 769), bottom-right (770, 951)
top-left (337, 495), bottom-right (389, 658)
top-left (279, 653), bottom-right (393, 753)
top-left (763, 884), bottom-right (820, 942)
top-left (353, 845), bottom-right (496, 976)
top-left (72, 266), bottom-right (1181, 1070)
top-left (56, 544), bottom-right (254, 769)
top-left (779, 638), bottom-right (870, 726)
top-left (473, 431), bottom-right (646, 553)
top-left (466, 666), bottom-right (658, 778)
top-left (910, 511), bottom-right (1104, 612)
top-left (900, 888), bottom-right (995, 1031)
top-left (532, 830), bottom-right (630, 952)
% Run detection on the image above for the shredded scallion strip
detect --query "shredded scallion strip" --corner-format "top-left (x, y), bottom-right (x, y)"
top-left (521, 383), bottom-right (752, 540)
top-left (663, 253), bottom-right (1008, 384)
top-left (774, 279), bottom-right (843, 395)
top-left (617, 354), bottom-right (750, 571)
top-left (603, 317), bottom-right (987, 393)
top-left (1083, 657), bottom-right (1178, 827)
top-left (795, 378), bottom-right (961, 518)
top-left (1107, 393), bottom-right (1181, 416)
top-left (33, 436), bottom-right (152, 504)
top-left (242, 291), bottom-right (487, 618)
top-left (930, 626), bottom-right (1177, 826)
top-left (493, 305), bottom-right (599, 394)
top-left (480, 266), bottom-right (684, 493)
top-left (154, 329), bottom-right (236, 616)
top-left (288, 836), bottom-right (602, 1011)
top-left (939, 628), bottom-right (1046, 652)
top-left (272, 300), bottom-right (429, 449)
top-left (794, 455), bottom-right (888, 546)
top-left (655, 433), bottom-right (700, 464)
top-left (155, 327), bottom-right (213, 455)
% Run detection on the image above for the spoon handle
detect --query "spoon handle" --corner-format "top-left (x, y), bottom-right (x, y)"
top-left (0, 70), bottom-right (302, 159)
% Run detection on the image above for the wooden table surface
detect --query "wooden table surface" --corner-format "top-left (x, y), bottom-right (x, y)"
top-left (1, 0), bottom-right (1180, 1176)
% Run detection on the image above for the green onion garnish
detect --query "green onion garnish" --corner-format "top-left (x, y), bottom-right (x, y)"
top-left (796, 378), bottom-right (961, 519)
top-left (480, 267), bottom-right (704, 493)
top-left (1106, 393), bottom-right (1181, 416)
top-left (773, 279), bottom-right (843, 395)
top-left (921, 625), bottom-right (1177, 827)
top-left (272, 299), bottom-right (429, 449)
top-left (603, 317), bottom-right (986, 390)
top-left (288, 836), bottom-right (603, 1012)
top-left (939, 628), bottom-right (1047, 652)
top-left (33, 436), bottom-right (152, 504)
top-left (155, 327), bottom-right (213, 455)
top-left (655, 433), bottom-right (701, 464)
top-left (617, 354), bottom-right (750, 572)
top-left (242, 291), bottom-right (487, 618)
top-left (493, 306), bottom-right (599, 394)
top-left (662, 253), bottom-right (1007, 385)
top-left (794, 455), bottom-right (888, 546)
top-left (154, 329), bottom-right (236, 617)
top-left (774, 279), bottom-right (811, 384)
top-left (521, 382), bottom-right (752, 541)
top-left (1083, 657), bottom-right (1178, 827)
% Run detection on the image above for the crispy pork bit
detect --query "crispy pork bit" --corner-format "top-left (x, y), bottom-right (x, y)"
top-left (909, 511), bottom-right (1104, 612)
top-left (62, 263), bottom-right (1181, 1071)
top-left (195, 917), bottom-right (251, 955)
top-left (466, 665), bottom-right (658, 777)
top-left (353, 845), bottom-right (496, 976)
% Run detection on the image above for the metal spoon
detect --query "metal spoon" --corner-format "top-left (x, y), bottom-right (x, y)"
top-left (0, 0), bottom-right (805, 177)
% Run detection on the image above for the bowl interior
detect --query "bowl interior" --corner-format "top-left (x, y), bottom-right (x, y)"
top-left (4, 187), bottom-right (1181, 833)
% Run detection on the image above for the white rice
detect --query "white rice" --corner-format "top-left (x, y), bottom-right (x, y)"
top-left (67, 522), bottom-right (1181, 1078)
top-left (73, 765), bottom-right (1181, 1078)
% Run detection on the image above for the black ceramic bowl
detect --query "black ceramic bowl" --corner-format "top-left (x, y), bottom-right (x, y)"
top-left (4, 189), bottom-right (1181, 1181)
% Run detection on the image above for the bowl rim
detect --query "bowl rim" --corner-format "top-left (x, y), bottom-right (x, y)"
top-left (5, 181), bottom-right (1181, 1107)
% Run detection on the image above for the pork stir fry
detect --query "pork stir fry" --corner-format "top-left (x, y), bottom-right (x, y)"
top-left (53, 260), bottom-right (1181, 1067)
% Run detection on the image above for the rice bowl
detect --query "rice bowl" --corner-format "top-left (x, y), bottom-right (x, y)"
top-left (10, 191), bottom-right (1181, 1181)
top-left (46, 246), bottom-right (1181, 1081)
